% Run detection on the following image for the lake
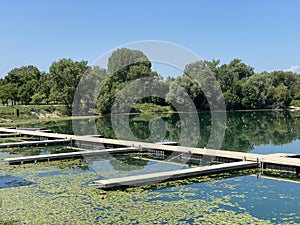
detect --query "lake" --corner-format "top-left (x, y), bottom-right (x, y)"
top-left (31, 110), bottom-right (300, 154)
top-left (0, 110), bottom-right (299, 224)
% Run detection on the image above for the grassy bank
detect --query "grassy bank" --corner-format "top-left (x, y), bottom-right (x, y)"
top-left (0, 105), bottom-right (65, 119)
top-left (131, 103), bottom-right (174, 121)
top-left (133, 103), bottom-right (173, 114)
top-left (0, 105), bottom-right (66, 126)
top-left (2, 102), bottom-right (299, 127)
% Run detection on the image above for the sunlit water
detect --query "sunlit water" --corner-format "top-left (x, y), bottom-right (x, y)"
top-left (154, 174), bottom-right (300, 223)
top-left (0, 155), bottom-right (299, 224)
top-left (0, 111), bottom-right (299, 224)
top-left (29, 110), bottom-right (300, 154)
top-left (252, 140), bottom-right (300, 154)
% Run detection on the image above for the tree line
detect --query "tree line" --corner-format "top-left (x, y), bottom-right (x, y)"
top-left (0, 48), bottom-right (299, 115)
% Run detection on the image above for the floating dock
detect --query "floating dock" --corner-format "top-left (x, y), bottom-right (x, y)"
top-left (2, 147), bottom-right (139, 164)
top-left (0, 133), bottom-right (21, 138)
top-left (0, 127), bottom-right (299, 174)
top-left (89, 161), bottom-right (258, 188)
top-left (0, 139), bottom-right (69, 148)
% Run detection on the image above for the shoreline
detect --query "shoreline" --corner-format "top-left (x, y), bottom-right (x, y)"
top-left (1, 106), bottom-right (300, 127)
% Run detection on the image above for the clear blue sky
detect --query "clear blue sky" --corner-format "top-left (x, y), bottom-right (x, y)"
top-left (1, 0), bottom-right (300, 77)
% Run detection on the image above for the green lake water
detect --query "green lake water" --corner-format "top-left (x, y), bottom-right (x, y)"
top-left (0, 111), bottom-right (300, 224)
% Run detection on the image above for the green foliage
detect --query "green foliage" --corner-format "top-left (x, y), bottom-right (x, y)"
top-left (18, 79), bottom-right (40, 104)
top-left (223, 92), bottom-right (240, 110)
top-left (5, 65), bottom-right (40, 86)
top-left (0, 66), bottom-right (41, 105)
top-left (0, 219), bottom-right (14, 225)
top-left (0, 50), bottom-right (299, 113)
top-left (0, 83), bottom-right (18, 105)
top-left (206, 58), bottom-right (254, 92)
top-left (49, 58), bottom-right (88, 115)
top-left (31, 93), bottom-right (46, 105)
top-left (169, 58), bottom-right (299, 111)
top-left (73, 66), bottom-right (107, 115)
top-left (167, 60), bottom-right (226, 110)
top-left (166, 79), bottom-right (199, 111)
top-left (38, 72), bottom-right (52, 104)
top-left (96, 48), bottom-right (158, 114)
top-left (290, 100), bottom-right (300, 107)
top-left (107, 48), bottom-right (151, 75)
top-left (133, 103), bottom-right (172, 114)
top-left (0, 145), bottom-right (299, 224)
top-left (239, 72), bottom-right (293, 109)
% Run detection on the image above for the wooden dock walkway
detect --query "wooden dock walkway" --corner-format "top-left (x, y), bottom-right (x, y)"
top-left (0, 139), bottom-right (70, 148)
top-left (0, 127), bottom-right (299, 170)
top-left (2, 147), bottom-right (139, 164)
top-left (0, 133), bottom-right (21, 138)
top-left (89, 161), bottom-right (258, 188)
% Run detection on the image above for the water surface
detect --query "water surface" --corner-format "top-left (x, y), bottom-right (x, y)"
top-left (27, 111), bottom-right (300, 154)
top-left (1, 111), bottom-right (299, 224)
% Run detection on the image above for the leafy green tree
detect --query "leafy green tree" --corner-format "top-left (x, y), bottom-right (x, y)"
top-left (0, 84), bottom-right (9, 105)
top-left (167, 75), bottom-right (204, 110)
top-left (241, 82), bottom-right (258, 109)
top-left (206, 59), bottom-right (254, 93)
top-left (273, 84), bottom-right (292, 108)
top-left (18, 79), bottom-right (40, 104)
top-left (49, 58), bottom-right (88, 115)
top-left (223, 92), bottom-right (240, 110)
top-left (203, 59), bottom-right (254, 110)
top-left (184, 61), bottom-right (224, 110)
top-left (31, 93), bottom-right (46, 105)
top-left (166, 81), bottom-right (196, 111)
top-left (0, 83), bottom-right (18, 105)
top-left (227, 58), bottom-right (254, 80)
top-left (4, 65), bottom-right (40, 104)
top-left (248, 74), bottom-right (273, 108)
top-left (37, 72), bottom-right (52, 104)
top-left (107, 48), bottom-right (150, 76)
top-left (240, 73), bottom-right (292, 109)
top-left (167, 60), bottom-right (227, 111)
top-left (269, 71), bottom-right (300, 100)
top-left (97, 48), bottom-right (157, 114)
top-left (74, 66), bottom-right (107, 115)
top-left (5, 65), bottom-right (40, 85)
